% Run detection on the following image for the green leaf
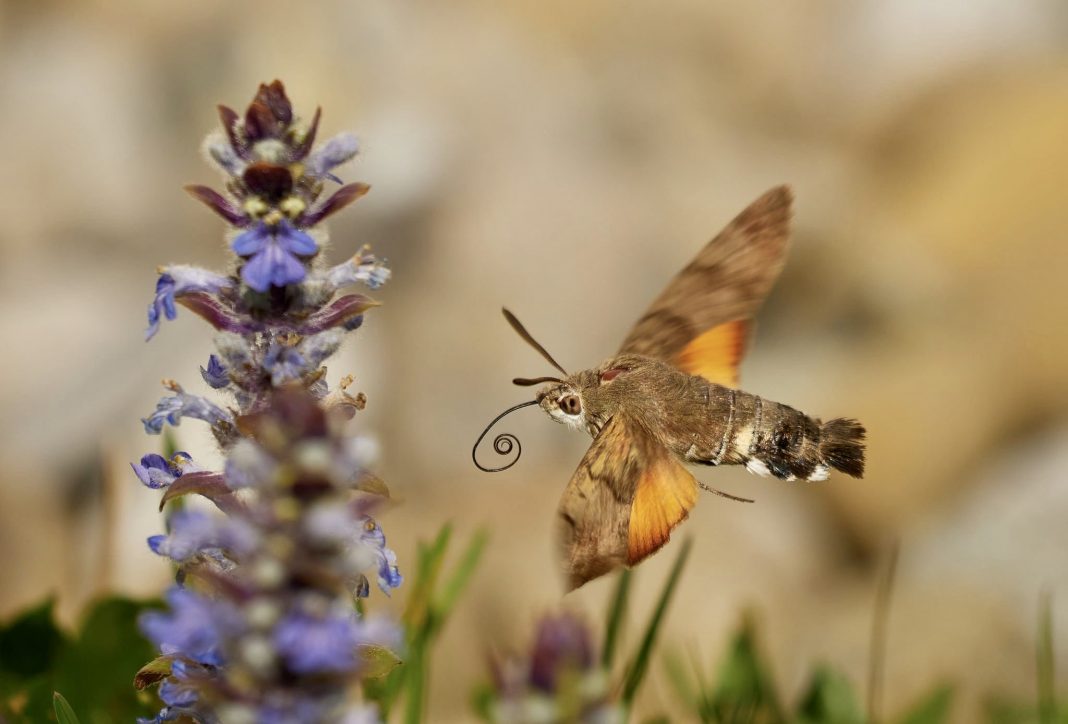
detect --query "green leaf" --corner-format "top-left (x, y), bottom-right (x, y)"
top-left (356, 644), bottom-right (403, 679)
top-left (2, 674), bottom-right (53, 724)
top-left (621, 537), bottom-right (692, 707)
top-left (433, 528), bottom-right (488, 624)
top-left (0, 598), bottom-right (67, 681)
top-left (796, 666), bottom-right (864, 724)
top-left (52, 596), bottom-right (159, 722)
top-left (896, 684), bottom-right (954, 724)
top-left (709, 616), bottom-right (785, 724)
top-left (52, 691), bottom-right (81, 724)
top-left (602, 569), bottom-right (632, 670)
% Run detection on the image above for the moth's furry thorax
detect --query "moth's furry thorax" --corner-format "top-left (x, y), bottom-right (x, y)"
top-left (536, 354), bottom-right (687, 437)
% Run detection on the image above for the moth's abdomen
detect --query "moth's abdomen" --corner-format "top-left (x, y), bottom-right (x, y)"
top-left (740, 395), bottom-right (866, 481)
top-left (678, 383), bottom-right (866, 481)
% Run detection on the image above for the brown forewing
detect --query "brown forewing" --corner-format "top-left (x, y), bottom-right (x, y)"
top-left (558, 415), bottom-right (698, 590)
top-left (617, 185), bottom-right (794, 383)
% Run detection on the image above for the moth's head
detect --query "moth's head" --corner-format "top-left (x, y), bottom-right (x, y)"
top-left (503, 309), bottom-right (656, 434)
top-left (532, 359), bottom-right (641, 432)
top-left (533, 371), bottom-right (597, 431)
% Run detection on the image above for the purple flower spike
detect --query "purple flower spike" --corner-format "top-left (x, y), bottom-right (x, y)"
top-left (301, 182), bottom-right (370, 226)
top-left (131, 451), bottom-right (198, 489)
top-left (263, 342), bottom-right (308, 385)
top-left (299, 331), bottom-right (343, 370)
top-left (294, 294), bottom-right (379, 335)
top-left (274, 611), bottom-right (363, 674)
top-left (140, 587), bottom-right (242, 667)
top-left (184, 185), bottom-right (249, 226)
top-left (232, 221), bottom-right (318, 292)
top-left (137, 84), bottom-right (403, 719)
top-left (145, 265), bottom-right (235, 340)
top-left (142, 385), bottom-right (233, 435)
top-left (224, 440), bottom-right (278, 490)
top-left (322, 252), bottom-right (392, 292)
top-left (148, 509), bottom-right (257, 562)
top-left (176, 292), bottom-right (261, 336)
top-left (359, 517), bottom-right (403, 595)
top-left (307, 133), bottom-right (359, 183)
top-left (206, 137), bottom-right (245, 177)
top-left (200, 354), bottom-right (229, 389)
top-left (146, 274), bottom-right (178, 341)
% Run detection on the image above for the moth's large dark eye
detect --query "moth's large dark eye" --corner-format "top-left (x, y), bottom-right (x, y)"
top-left (559, 395), bottom-right (582, 415)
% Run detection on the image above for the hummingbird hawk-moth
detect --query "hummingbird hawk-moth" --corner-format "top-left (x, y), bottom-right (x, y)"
top-left (474, 186), bottom-right (866, 590)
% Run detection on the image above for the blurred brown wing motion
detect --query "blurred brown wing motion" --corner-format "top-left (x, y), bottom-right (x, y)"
top-left (558, 415), bottom-right (697, 590)
top-left (617, 186), bottom-right (794, 387)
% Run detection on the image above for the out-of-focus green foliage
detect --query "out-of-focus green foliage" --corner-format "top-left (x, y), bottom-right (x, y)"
top-left (366, 523), bottom-right (488, 723)
top-left (795, 666), bottom-right (865, 724)
top-left (0, 547), bottom-right (1063, 723)
top-left (666, 617), bottom-right (960, 724)
top-left (982, 592), bottom-right (1068, 724)
top-left (664, 615), bottom-right (785, 724)
top-left (473, 539), bottom-right (693, 722)
top-left (895, 685), bottom-right (954, 724)
top-left (664, 605), bottom-right (1068, 724)
top-left (0, 596), bottom-right (158, 723)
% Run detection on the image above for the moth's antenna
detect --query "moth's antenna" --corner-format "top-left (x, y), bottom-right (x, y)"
top-left (502, 308), bottom-right (568, 377)
top-left (512, 376), bottom-right (564, 387)
top-left (473, 399), bottom-right (540, 472)
top-left (697, 481), bottom-right (755, 504)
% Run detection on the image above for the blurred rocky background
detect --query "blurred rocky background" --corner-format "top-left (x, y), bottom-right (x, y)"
top-left (1, 1), bottom-right (1066, 721)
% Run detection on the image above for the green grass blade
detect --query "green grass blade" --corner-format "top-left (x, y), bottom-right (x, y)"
top-left (372, 525), bottom-right (486, 722)
top-left (52, 692), bottom-right (81, 724)
top-left (404, 524), bottom-right (453, 629)
top-left (404, 529), bottom-right (486, 724)
top-left (621, 538), bottom-right (693, 707)
top-left (404, 643), bottom-right (427, 724)
top-left (433, 528), bottom-right (489, 624)
top-left (1037, 590), bottom-right (1055, 724)
top-left (603, 569), bottom-right (632, 670)
top-left (663, 649), bottom-right (698, 714)
top-left (373, 524), bottom-right (454, 716)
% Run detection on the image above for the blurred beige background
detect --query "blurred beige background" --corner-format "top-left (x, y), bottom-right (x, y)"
top-left (2, 1), bottom-right (1067, 721)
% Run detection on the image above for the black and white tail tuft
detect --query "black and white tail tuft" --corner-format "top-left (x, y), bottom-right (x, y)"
top-left (819, 418), bottom-right (866, 478)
